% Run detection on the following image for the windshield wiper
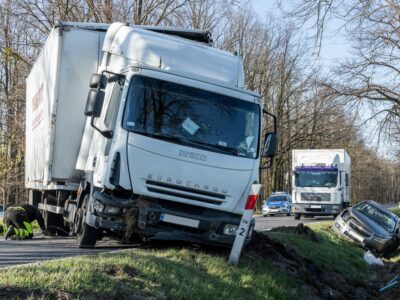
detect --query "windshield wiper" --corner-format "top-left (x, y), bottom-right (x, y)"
top-left (185, 139), bottom-right (239, 155)
top-left (132, 131), bottom-right (239, 155)
top-left (132, 131), bottom-right (186, 144)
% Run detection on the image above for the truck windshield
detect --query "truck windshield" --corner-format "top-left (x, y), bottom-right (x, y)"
top-left (123, 76), bottom-right (260, 158)
top-left (295, 171), bottom-right (338, 188)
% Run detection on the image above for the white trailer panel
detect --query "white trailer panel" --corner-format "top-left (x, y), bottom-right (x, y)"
top-left (26, 27), bottom-right (104, 189)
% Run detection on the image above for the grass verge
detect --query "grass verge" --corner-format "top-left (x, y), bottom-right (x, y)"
top-left (0, 221), bottom-right (384, 299)
top-left (390, 207), bottom-right (400, 218)
top-left (266, 222), bottom-right (370, 284)
top-left (0, 247), bottom-right (299, 300)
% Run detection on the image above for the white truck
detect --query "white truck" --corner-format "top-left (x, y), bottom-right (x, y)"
top-left (26, 22), bottom-right (277, 247)
top-left (291, 149), bottom-right (350, 219)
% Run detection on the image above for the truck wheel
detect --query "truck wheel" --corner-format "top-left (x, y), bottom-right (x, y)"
top-left (42, 195), bottom-right (57, 235)
top-left (294, 213), bottom-right (300, 220)
top-left (44, 211), bottom-right (69, 236)
top-left (76, 195), bottom-right (98, 248)
top-left (43, 210), bottom-right (58, 235)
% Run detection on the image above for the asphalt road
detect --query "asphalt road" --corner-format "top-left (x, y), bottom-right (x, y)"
top-left (0, 236), bottom-right (138, 268)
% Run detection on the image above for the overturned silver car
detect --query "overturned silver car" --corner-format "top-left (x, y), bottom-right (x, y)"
top-left (333, 200), bottom-right (400, 254)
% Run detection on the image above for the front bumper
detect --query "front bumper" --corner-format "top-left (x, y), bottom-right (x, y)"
top-left (262, 207), bottom-right (290, 215)
top-left (293, 203), bottom-right (341, 216)
top-left (87, 192), bottom-right (254, 246)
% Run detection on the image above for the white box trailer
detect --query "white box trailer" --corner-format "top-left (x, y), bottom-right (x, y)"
top-left (26, 26), bottom-right (105, 190)
top-left (291, 149), bottom-right (351, 219)
top-left (26, 22), bottom-right (277, 246)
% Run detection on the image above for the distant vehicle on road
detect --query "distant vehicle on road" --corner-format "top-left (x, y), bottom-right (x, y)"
top-left (262, 192), bottom-right (292, 217)
top-left (333, 200), bottom-right (400, 255)
top-left (292, 149), bottom-right (351, 220)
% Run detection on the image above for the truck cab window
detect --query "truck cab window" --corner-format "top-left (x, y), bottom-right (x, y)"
top-left (122, 76), bottom-right (260, 158)
top-left (294, 167), bottom-right (338, 188)
top-left (104, 80), bottom-right (123, 130)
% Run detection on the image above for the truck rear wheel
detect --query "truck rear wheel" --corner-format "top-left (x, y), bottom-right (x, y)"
top-left (76, 195), bottom-right (98, 248)
top-left (294, 213), bottom-right (300, 220)
top-left (44, 211), bottom-right (69, 236)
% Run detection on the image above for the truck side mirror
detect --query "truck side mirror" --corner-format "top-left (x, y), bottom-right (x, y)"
top-left (84, 89), bottom-right (105, 117)
top-left (262, 132), bottom-right (277, 157)
top-left (89, 73), bottom-right (107, 89)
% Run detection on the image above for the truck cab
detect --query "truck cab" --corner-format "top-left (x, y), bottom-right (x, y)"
top-left (26, 22), bottom-right (277, 247)
top-left (291, 149), bottom-right (350, 219)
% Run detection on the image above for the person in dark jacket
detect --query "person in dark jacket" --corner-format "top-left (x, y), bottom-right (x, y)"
top-left (3, 204), bottom-right (46, 240)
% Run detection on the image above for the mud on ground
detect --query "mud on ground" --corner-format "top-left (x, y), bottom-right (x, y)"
top-left (248, 231), bottom-right (373, 299)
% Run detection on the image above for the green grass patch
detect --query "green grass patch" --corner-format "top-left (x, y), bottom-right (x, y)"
top-left (0, 247), bottom-right (300, 300)
top-left (266, 222), bottom-right (370, 285)
top-left (390, 207), bottom-right (400, 218)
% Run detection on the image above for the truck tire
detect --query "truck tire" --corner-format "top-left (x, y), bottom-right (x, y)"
top-left (42, 195), bottom-right (70, 236)
top-left (294, 213), bottom-right (300, 220)
top-left (42, 195), bottom-right (58, 235)
top-left (76, 195), bottom-right (98, 248)
top-left (44, 211), bottom-right (69, 236)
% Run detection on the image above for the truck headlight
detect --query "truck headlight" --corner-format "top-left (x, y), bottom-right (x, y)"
top-left (104, 205), bottom-right (122, 214)
top-left (332, 205), bottom-right (340, 211)
top-left (94, 200), bottom-right (105, 213)
top-left (223, 224), bottom-right (238, 236)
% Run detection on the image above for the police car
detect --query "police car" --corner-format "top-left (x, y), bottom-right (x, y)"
top-left (262, 192), bottom-right (292, 217)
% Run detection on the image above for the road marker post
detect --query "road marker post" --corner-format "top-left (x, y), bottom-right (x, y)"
top-left (228, 184), bottom-right (262, 265)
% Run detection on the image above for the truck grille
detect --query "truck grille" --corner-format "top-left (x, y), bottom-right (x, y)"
top-left (145, 180), bottom-right (225, 205)
top-left (301, 193), bottom-right (331, 202)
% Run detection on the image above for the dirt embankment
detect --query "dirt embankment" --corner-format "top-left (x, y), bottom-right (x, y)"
top-left (248, 231), bottom-right (372, 299)
top-left (248, 226), bottom-right (398, 300)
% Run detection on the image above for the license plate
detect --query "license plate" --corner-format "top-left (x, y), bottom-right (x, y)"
top-left (160, 213), bottom-right (200, 228)
top-left (310, 205), bottom-right (321, 209)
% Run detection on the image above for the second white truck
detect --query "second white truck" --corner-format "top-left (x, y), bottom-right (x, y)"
top-left (291, 149), bottom-right (351, 219)
top-left (26, 22), bottom-right (277, 247)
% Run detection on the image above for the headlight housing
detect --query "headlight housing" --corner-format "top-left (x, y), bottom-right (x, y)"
top-left (223, 224), bottom-right (238, 236)
top-left (94, 200), bottom-right (105, 213)
top-left (104, 205), bottom-right (123, 215)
